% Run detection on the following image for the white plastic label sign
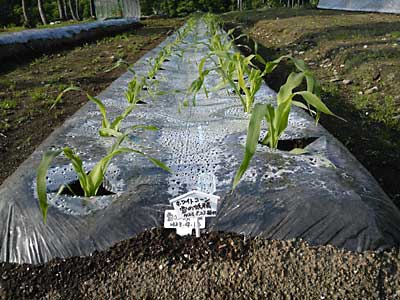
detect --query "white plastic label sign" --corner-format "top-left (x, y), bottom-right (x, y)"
top-left (170, 191), bottom-right (219, 219)
top-left (166, 190), bottom-right (220, 237)
top-left (164, 210), bottom-right (205, 229)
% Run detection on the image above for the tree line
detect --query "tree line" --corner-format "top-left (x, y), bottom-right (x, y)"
top-left (0, 0), bottom-right (95, 27)
top-left (140, 0), bottom-right (318, 16)
top-left (1, 0), bottom-right (318, 28)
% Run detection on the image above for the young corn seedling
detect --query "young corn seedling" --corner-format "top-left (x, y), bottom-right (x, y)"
top-left (195, 14), bottom-right (343, 189)
top-left (105, 58), bottom-right (135, 74)
top-left (184, 57), bottom-right (211, 107)
top-left (52, 86), bottom-right (143, 138)
top-left (37, 131), bottom-right (171, 223)
top-left (233, 71), bottom-right (343, 188)
top-left (126, 76), bottom-right (146, 104)
top-left (187, 19), bottom-right (260, 112)
top-left (212, 52), bottom-right (262, 113)
top-left (189, 47), bottom-right (261, 113)
top-left (147, 48), bottom-right (170, 81)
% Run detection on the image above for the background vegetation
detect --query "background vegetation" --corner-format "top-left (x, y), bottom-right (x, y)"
top-left (0, 0), bottom-right (94, 28)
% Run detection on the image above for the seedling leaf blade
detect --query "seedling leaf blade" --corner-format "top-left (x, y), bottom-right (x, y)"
top-left (290, 148), bottom-right (309, 155)
top-left (50, 86), bottom-right (81, 110)
top-left (36, 149), bottom-right (63, 223)
top-left (147, 156), bottom-right (172, 173)
top-left (233, 103), bottom-right (268, 189)
top-left (295, 91), bottom-right (340, 119)
top-left (130, 125), bottom-right (159, 131)
top-left (86, 94), bottom-right (110, 130)
top-left (277, 72), bottom-right (305, 104)
top-left (63, 147), bottom-right (91, 196)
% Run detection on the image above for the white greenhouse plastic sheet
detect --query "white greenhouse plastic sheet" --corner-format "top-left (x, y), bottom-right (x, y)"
top-left (0, 19), bottom-right (138, 46)
top-left (318, 0), bottom-right (400, 14)
top-left (94, 0), bottom-right (141, 20)
top-left (0, 21), bottom-right (400, 264)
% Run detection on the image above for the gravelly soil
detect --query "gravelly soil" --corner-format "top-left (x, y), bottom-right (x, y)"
top-left (1, 228), bottom-right (399, 299)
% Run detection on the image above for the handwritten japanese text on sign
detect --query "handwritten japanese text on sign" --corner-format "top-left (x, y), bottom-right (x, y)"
top-left (170, 191), bottom-right (219, 219)
top-left (164, 210), bottom-right (205, 230)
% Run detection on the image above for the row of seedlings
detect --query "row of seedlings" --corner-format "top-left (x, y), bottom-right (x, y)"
top-left (36, 18), bottom-right (198, 223)
top-left (187, 14), bottom-right (342, 188)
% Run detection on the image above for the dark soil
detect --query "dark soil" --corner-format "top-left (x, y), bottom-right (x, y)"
top-left (0, 18), bottom-right (184, 185)
top-left (0, 228), bottom-right (399, 299)
top-left (223, 8), bottom-right (400, 207)
top-left (54, 179), bottom-right (115, 196)
top-left (274, 137), bottom-right (318, 151)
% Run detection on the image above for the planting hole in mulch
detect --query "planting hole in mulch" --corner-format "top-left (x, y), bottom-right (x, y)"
top-left (55, 178), bottom-right (115, 197)
top-left (258, 137), bottom-right (319, 151)
top-left (229, 86), bottom-right (251, 96)
top-left (137, 100), bottom-right (147, 104)
top-left (277, 137), bottom-right (319, 151)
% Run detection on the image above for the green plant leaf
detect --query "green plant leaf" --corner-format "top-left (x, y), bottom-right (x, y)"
top-left (146, 156), bottom-right (172, 173)
top-left (292, 100), bottom-right (316, 115)
top-left (99, 128), bottom-right (123, 138)
top-left (86, 94), bottom-right (111, 130)
top-left (109, 102), bottom-right (137, 133)
top-left (198, 56), bottom-right (208, 77)
top-left (50, 86), bottom-right (81, 110)
top-left (104, 58), bottom-right (132, 73)
top-left (87, 150), bottom-right (120, 196)
top-left (63, 147), bottom-right (92, 196)
top-left (233, 33), bottom-right (248, 41)
top-left (305, 74), bottom-right (315, 93)
top-left (277, 72), bottom-right (305, 104)
top-left (275, 97), bottom-right (293, 144)
top-left (290, 148), bottom-right (309, 155)
top-left (233, 103), bottom-right (268, 189)
top-left (290, 56), bottom-right (308, 72)
top-left (255, 54), bottom-right (267, 66)
top-left (262, 55), bottom-right (287, 75)
top-left (130, 125), bottom-right (159, 131)
top-left (295, 91), bottom-right (335, 116)
top-left (36, 149), bottom-right (63, 223)
top-left (262, 104), bottom-right (277, 147)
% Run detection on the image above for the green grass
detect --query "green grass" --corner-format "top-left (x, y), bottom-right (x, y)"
top-left (0, 99), bottom-right (17, 110)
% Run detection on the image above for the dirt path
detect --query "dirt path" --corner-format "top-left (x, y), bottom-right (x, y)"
top-left (1, 228), bottom-right (399, 299)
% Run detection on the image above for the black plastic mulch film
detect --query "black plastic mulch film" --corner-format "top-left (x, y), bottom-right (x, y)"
top-left (0, 21), bottom-right (399, 264)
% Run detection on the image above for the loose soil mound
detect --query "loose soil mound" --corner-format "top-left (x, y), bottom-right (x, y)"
top-left (1, 228), bottom-right (399, 299)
